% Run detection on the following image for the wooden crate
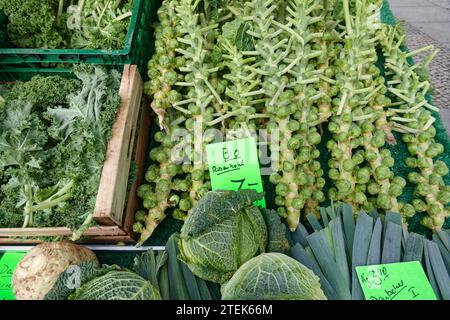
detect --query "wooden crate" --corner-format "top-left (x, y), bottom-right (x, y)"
top-left (0, 65), bottom-right (152, 244)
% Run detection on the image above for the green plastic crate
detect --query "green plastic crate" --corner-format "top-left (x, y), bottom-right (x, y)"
top-left (0, 0), bottom-right (163, 81)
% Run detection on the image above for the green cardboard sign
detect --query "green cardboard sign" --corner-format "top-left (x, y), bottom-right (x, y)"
top-left (206, 138), bottom-right (265, 207)
top-left (0, 252), bottom-right (26, 300)
top-left (356, 261), bottom-right (437, 300)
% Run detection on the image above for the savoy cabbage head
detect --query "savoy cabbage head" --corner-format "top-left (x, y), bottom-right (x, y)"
top-left (221, 253), bottom-right (327, 300)
top-left (71, 270), bottom-right (161, 300)
top-left (179, 190), bottom-right (269, 284)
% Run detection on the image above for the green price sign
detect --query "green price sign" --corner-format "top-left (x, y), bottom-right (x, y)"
top-left (0, 252), bottom-right (26, 300)
top-left (356, 261), bottom-right (437, 300)
top-left (206, 137), bottom-right (265, 208)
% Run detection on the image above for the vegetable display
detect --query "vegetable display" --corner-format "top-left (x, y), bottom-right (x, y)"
top-left (0, 66), bottom-right (122, 239)
top-left (9, 193), bottom-right (449, 301)
top-left (221, 253), bottom-right (327, 300)
top-left (135, 0), bottom-right (449, 245)
top-left (0, 0), bottom-right (133, 49)
top-left (43, 235), bottom-right (220, 300)
top-left (1, 0), bottom-right (450, 303)
top-left (290, 204), bottom-right (450, 300)
top-left (12, 242), bottom-right (98, 300)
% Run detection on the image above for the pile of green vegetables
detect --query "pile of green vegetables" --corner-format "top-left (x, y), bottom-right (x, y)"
top-left (12, 190), bottom-right (450, 300)
top-left (135, 0), bottom-right (449, 244)
top-left (0, 0), bottom-right (133, 49)
top-left (0, 66), bottom-right (122, 239)
top-left (291, 204), bottom-right (450, 300)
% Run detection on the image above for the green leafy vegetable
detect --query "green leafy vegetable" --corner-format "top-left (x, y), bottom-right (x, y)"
top-left (179, 190), bottom-right (268, 284)
top-left (67, 0), bottom-right (133, 50)
top-left (70, 270), bottom-right (161, 300)
top-left (0, 66), bottom-right (122, 240)
top-left (0, 0), bottom-right (69, 48)
top-left (0, 0), bottom-right (133, 49)
top-left (221, 253), bottom-right (327, 300)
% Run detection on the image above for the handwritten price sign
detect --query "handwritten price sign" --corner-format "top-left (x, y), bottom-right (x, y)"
top-left (206, 138), bottom-right (266, 208)
top-left (356, 261), bottom-right (437, 300)
top-left (0, 252), bottom-right (26, 300)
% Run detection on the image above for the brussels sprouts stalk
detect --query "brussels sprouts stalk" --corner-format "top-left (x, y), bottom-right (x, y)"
top-left (284, 0), bottom-right (330, 219)
top-left (145, 0), bottom-right (181, 131)
top-left (248, 0), bottom-right (304, 230)
top-left (218, 35), bottom-right (263, 136)
top-left (379, 24), bottom-right (450, 229)
top-left (174, 0), bottom-right (221, 210)
top-left (327, 0), bottom-right (380, 209)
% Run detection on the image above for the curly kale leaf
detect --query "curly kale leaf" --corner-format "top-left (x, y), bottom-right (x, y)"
top-left (0, 0), bottom-right (69, 48)
top-left (0, 66), bottom-right (122, 235)
top-left (0, 102), bottom-right (47, 168)
top-left (48, 65), bottom-right (121, 143)
top-left (6, 76), bottom-right (80, 111)
top-left (0, 101), bottom-right (75, 228)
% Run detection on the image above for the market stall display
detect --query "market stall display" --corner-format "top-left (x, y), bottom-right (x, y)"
top-left (0, 0), bottom-right (449, 302)
top-left (7, 190), bottom-right (449, 300)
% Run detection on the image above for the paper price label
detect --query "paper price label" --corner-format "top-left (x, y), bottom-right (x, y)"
top-left (206, 138), bottom-right (265, 207)
top-left (0, 252), bottom-right (26, 300)
top-left (356, 261), bottom-right (437, 300)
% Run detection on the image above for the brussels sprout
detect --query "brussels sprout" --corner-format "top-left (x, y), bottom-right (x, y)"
top-left (426, 144), bottom-right (444, 158)
top-left (367, 181), bottom-right (380, 195)
top-left (145, 166), bottom-right (160, 182)
top-left (375, 166), bottom-right (391, 180)
top-left (417, 158), bottom-right (432, 169)
top-left (377, 194), bottom-right (392, 210)
top-left (221, 253), bottom-right (327, 300)
top-left (137, 185), bottom-right (153, 200)
top-left (135, 210), bottom-right (147, 223)
top-left (434, 161), bottom-right (449, 176)
top-left (408, 172), bottom-right (422, 184)
top-left (143, 197), bottom-right (158, 210)
top-left (365, 150), bottom-right (378, 162)
top-left (401, 204), bottom-right (416, 218)
top-left (356, 168), bottom-right (371, 184)
top-left (133, 222), bottom-right (144, 234)
top-left (343, 159), bottom-right (354, 172)
top-left (405, 157), bottom-right (418, 168)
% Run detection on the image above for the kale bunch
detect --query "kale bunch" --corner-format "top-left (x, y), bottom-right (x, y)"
top-left (0, 66), bottom-right (122, 240)
top-left (0, 0), bottom-right (70, 48)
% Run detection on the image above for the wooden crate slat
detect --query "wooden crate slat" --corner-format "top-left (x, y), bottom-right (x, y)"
top-left (93, 65), bottom-right (143, 226)
top-left (0, 234), bottom-right (134, 245)
top-left (122, 97), bottom-right (152, 237)
top-left (0, 226), bottom-right (127, 237)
